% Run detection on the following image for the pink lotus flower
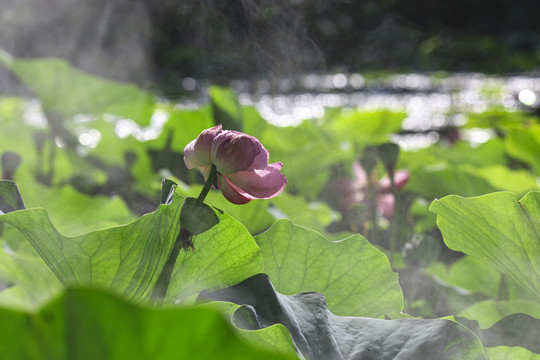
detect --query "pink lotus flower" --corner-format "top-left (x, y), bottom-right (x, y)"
top-left (332, 161), bottom-right (409, 218)
top-left (184, 125), bottom-right (287, 204)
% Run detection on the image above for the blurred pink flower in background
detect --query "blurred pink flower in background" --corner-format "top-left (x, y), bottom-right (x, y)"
top-left (184, 125), bottom-right (287, 204)
top-left (332, 161), bottom-right (409, 218)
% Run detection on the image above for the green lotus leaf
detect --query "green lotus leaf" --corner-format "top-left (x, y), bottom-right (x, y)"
top-left (0, 287), bottom-right (296, 360)
top-left (0, 50), bottom-right (155, 125)
top-left (202, 274), bottom-right (486, 360)
top-left (0, 189), bottom-right (262, 303)
top-left (255, 219), bottom-right (403, 317)
top-left (430, 191), bottom-right (540, 301)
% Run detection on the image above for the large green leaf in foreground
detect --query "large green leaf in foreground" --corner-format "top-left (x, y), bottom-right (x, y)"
top-left (0, 49), bottom-right (155, 125)
top-left (0, 189), bottom-right (262, 303)
top-left (255, 220), bottom-right (403, 317)
top-left (0, 287), bottom-right (296, 360)
top-left (430, 191), bottom-right (540, 300)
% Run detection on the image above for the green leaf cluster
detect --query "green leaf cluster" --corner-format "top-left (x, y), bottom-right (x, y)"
top-left (1, 52), bottom-right (540, 359)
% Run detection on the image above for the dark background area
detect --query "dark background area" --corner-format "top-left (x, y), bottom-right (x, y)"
top-left (147, 0), bottom-right (540, 82)
top-left (1, 0), bottom-right (540, 94)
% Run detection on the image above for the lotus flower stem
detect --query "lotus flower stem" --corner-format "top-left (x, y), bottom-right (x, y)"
top-left (367, 172), bottom-right (378, 236)
top-left (151, 228), bottom-right (189, 304)
top-left (197, 165), bottom-right (217, 202)
top-left (152, 169), bottom-right (218, 304)
top-left (387, 168), bottom-right (398, 254)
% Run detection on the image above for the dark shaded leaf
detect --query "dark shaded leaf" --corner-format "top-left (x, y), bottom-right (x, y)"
top-left (201, 274), bottom-right (486, 360)
top-left (0, 180), bottom-right (24, 214)
top-left (160, 178), bottom-right (178, 205)
top-left (179, 197), bottom-right (219, 236)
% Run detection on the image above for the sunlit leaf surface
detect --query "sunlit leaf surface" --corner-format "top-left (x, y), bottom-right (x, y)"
top-left (431, 191), bottom-right (540, 300)
top-left (0, 190), bottom-right (262, 303)
top-left (255, 220), bottom-right (403, 317)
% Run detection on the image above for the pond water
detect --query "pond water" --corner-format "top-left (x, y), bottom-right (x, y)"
top-left (175, 72), bottom-right (540, 150)
top-left (21, 72), bottom-right (540, 151)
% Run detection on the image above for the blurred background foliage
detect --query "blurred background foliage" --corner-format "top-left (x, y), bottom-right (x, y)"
top-left (2, 0), bottom-right (540, 95)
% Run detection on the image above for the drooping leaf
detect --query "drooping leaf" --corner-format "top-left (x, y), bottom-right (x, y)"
top-left (0, 287), bottom-right (297, 360)
top-left (202, 274), bottom-right (486, 360)
top-left (1, 151), bottom-right (22, 181)
top-left (430, 191), bottom-right (540, 300)
top-left (0, 50), bottom-right (155, 125)
top-left (254, 220), bottom-right (403, 317)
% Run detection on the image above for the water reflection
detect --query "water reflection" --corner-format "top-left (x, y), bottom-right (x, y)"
top-left (236, 72), bottom-right (523, 133)
top-left (222, 72), bottom-right (539, 149)
top-left (20, 72), bottom-right (540, 151)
